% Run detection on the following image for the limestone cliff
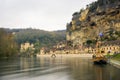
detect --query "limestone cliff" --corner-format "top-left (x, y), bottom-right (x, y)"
top-left (66, 0), bottom-right (120, 46)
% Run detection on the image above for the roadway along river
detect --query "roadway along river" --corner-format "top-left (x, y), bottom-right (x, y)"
top-left (0, 56), bottom-right (120, 80)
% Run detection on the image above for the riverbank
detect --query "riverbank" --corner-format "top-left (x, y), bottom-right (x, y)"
top-left (37, 53), bottom-right (120, 69)
top-left (37, 54), bottom-right (93, 58)
top-left (110, 54), bottom-right (120, 68)
top-left (110, 59), bottom-right (120, 68)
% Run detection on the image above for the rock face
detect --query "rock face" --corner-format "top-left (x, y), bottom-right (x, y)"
top-left (66, 0), bottom-right (120, 46)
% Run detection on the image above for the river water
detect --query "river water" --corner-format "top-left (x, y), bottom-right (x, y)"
top-left (0, 56), bottom-right (120, 80)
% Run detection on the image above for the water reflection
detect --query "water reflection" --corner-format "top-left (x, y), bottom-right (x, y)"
top-left (0, 57), bottom-right (120, 80)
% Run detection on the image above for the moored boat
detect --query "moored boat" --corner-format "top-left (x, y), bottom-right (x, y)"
top-left (92, 55), bottom-right (107, 64)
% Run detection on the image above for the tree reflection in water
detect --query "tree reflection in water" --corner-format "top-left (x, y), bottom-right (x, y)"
top-left (0, 57), bottom-right (120, 80)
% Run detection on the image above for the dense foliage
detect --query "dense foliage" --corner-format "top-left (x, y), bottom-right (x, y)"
top-left (0, 28), bottom-right (18, 58)
top-left (10, 28), bottom-right (66, 48)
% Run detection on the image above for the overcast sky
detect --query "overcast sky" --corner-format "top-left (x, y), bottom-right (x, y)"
top-left (0, 0), bottom-right (97, 31)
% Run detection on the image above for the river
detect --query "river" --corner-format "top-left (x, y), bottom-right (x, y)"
top-left (0, 56), bottom-right (120, 80)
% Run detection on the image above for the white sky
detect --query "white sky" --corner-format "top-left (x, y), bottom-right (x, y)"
top-left (0, 0), bottom-right (97, 31)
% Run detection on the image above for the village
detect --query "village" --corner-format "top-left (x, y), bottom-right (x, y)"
top-left (20, 0), bottom-right (120, 57)
top-left (20, 40), bottom-right (120, 57)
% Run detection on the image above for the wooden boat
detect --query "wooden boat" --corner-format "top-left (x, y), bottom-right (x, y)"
top-left (92, 55), bottom-right (107, 64)
top-left (92, 40), bottom-right (107, 64)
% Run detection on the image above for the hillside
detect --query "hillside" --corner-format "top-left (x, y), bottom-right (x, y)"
top-left (6, 28), bottom-right (66, 48)
top-left (66, 0), bottom-right (120, 47)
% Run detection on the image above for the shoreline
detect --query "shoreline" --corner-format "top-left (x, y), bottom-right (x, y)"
top-left (110, 59), bottom-right (120, 69)
top-left (37, 54), bottom-right (120, 69)
top-left (37, 54), bottom-right (93, 58)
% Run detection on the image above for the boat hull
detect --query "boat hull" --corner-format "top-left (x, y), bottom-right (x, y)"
top-left (93, 60), bottom-right (107, 64)
top-left (92, 57), bottom-right (107, 65)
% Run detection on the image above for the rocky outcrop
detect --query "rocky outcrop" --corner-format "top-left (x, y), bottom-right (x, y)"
top-left (66, 0), bottom-right (120, 46)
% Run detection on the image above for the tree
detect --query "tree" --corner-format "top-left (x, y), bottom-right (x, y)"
top-left (34, 40), bottom-right (41, 54)
top-left (0, 28), bottom-right (18, 57)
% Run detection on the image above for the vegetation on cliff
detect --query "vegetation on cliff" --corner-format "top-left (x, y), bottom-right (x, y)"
top-left (89, 0), bottom-right (120, 12)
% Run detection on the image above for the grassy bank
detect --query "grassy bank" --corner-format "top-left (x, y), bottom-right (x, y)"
top-left (111, 53), bottom-right (120, 61)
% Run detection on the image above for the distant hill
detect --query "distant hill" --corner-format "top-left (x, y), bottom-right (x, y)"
top-left (5, 28), bottom-right (66, 48)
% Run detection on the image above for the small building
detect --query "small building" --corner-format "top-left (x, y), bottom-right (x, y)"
top-left (40, 47), bottom-right (45, 55)
top-left (20, 42), bottom-right (34, 53)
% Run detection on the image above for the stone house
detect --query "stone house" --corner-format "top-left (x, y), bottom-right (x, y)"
top-left (100, 40), bottom-right (120, 54)
top-left (20, 42), bottom-right (34, 53)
